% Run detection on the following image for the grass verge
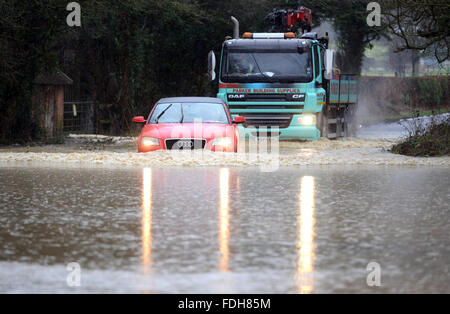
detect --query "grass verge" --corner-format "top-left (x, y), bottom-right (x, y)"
top-left (392, 117), bottom-right (449, 157)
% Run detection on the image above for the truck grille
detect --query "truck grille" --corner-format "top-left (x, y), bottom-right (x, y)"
top-left (245, 94), bottom-right (288, 102)
top-left (165, 139), bottom-right (206, 150)
top-left (242, 114), bottom-right (293, 129)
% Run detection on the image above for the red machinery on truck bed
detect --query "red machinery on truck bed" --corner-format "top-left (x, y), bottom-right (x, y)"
top-left (264, 5), bottom-right (313, 34)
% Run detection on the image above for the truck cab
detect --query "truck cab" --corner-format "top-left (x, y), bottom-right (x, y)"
top-left (208, 28), bottom-right (358, 140)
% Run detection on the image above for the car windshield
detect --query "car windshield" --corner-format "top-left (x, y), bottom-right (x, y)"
top-left (148, 103), bottom-right (229, 124)
top-left (222, 51), bottom-right (312, 83)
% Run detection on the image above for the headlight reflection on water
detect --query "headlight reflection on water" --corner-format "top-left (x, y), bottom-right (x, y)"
top-left (297, 176), bottom-right (316, 294)
top-left (142, 168), bottom-right (153, 274)
top-left (219, 168), bottom-right (230, 273)
top-left (139, 168), bottom-right (316, 293)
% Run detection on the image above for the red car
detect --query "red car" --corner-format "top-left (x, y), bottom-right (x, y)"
top-left (132, 97), bottom-right (245, 152)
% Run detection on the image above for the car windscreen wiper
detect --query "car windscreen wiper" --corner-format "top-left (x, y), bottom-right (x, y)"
top-left (155, 104), bottom-right (173, 124)
top-left (179, 104), bottom-right (184, 123)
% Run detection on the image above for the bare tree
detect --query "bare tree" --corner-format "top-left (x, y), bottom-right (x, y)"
top-left (382, 0), bottom-right (450, 63)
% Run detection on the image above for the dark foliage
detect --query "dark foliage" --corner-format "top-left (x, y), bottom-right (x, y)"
top-left (0, 0), bottom-right (67, 144)
top-left (0, 0), bottom-right (413, 142)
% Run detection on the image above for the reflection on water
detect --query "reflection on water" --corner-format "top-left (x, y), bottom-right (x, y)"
top-left (141, 168), bottom-right (152, 274)
top-left (0, 167), bottom-right (449, 293)
top-left (219, 168), bottom-right (230, 272)
top-left (297, 176), bottom-right (316, 294)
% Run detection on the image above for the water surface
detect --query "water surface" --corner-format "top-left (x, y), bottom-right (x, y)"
top-left (0, 166), bottom-right (449, 293)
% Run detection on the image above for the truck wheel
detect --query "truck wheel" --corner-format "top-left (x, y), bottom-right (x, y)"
top-left (343, 108), bottom-right (354, 137)
top-left (344, 118), bottom-right (349, 137)
top-left (319, 111), bottom-right (328, 138)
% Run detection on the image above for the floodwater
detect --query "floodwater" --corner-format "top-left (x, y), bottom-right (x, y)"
top-left (357, 113), bottom-right (450, 139)
top-left (1, 114), bottom-right (449, 168)
top-left (0, 166), bottom-right (449, 293)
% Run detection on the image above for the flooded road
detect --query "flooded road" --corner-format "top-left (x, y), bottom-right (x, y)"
top-left (1, 114), bottom-right (449, 168)
top-left (1, 166), bottom-right (449, 293)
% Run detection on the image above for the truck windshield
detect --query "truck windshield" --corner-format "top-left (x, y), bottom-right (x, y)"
top-left (148, 103), bottom-right (229, 124)
top-left (222, 51), bottom-right (312, 83)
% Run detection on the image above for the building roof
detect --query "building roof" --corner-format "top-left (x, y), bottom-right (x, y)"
top-left (157, 97), bottom-right (224, 104)
top-left (34, 71), bottom-right (73, 85)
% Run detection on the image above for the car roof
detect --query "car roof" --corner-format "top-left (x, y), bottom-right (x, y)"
top-left (157, 97), bottom-right (224, 104)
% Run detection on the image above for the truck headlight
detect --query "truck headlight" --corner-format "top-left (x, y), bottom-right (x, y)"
top-left (211, 137), bottom-right (233, 147)
top-left (298, 115), bottom-right (316, 126)
top-left (141, 137), bottom-right (159, 147)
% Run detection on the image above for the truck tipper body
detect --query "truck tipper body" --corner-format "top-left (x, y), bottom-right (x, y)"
top-left (208, 23), bottom-right (358, 140)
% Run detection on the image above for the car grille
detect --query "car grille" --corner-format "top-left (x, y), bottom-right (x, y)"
top-left (242, 114), bottom-right (293, 129)
top-left (165, 139), bottom-right (206, 150)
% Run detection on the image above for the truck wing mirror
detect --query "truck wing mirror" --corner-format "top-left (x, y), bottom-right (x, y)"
top-left (208, 50), bottom-right (216, 81)
top-left (324, 49), bottom-right (335, 80)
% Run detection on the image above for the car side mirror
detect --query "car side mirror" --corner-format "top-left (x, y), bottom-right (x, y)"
top-left (208, 50), bottom-right (216, 81)
top-left (132, 116), bottom-right (146, 123)
top-left (233, 116), bottom-right (246, 124)
top-left (324, 49), bottom-right (335, 80)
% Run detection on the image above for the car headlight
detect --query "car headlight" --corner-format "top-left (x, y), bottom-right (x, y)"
top-left (141, 137), bottom-right (160, 147)
top-left (298, 115), bottom-right (316, 126)
top-left (211, 137), bottom-right (233, 147)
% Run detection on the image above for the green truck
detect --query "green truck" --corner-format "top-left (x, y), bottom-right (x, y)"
top-left (208, 17), bottom-right (358, 140)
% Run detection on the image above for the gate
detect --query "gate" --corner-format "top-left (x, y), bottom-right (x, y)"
top-left (63, 83), bottom-right (95, 134)
top-left (63, 101), bottom-right (95, 134)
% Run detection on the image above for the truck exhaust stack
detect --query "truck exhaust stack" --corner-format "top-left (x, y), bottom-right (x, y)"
top-left (231, 16), bottom-right (239, 39)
